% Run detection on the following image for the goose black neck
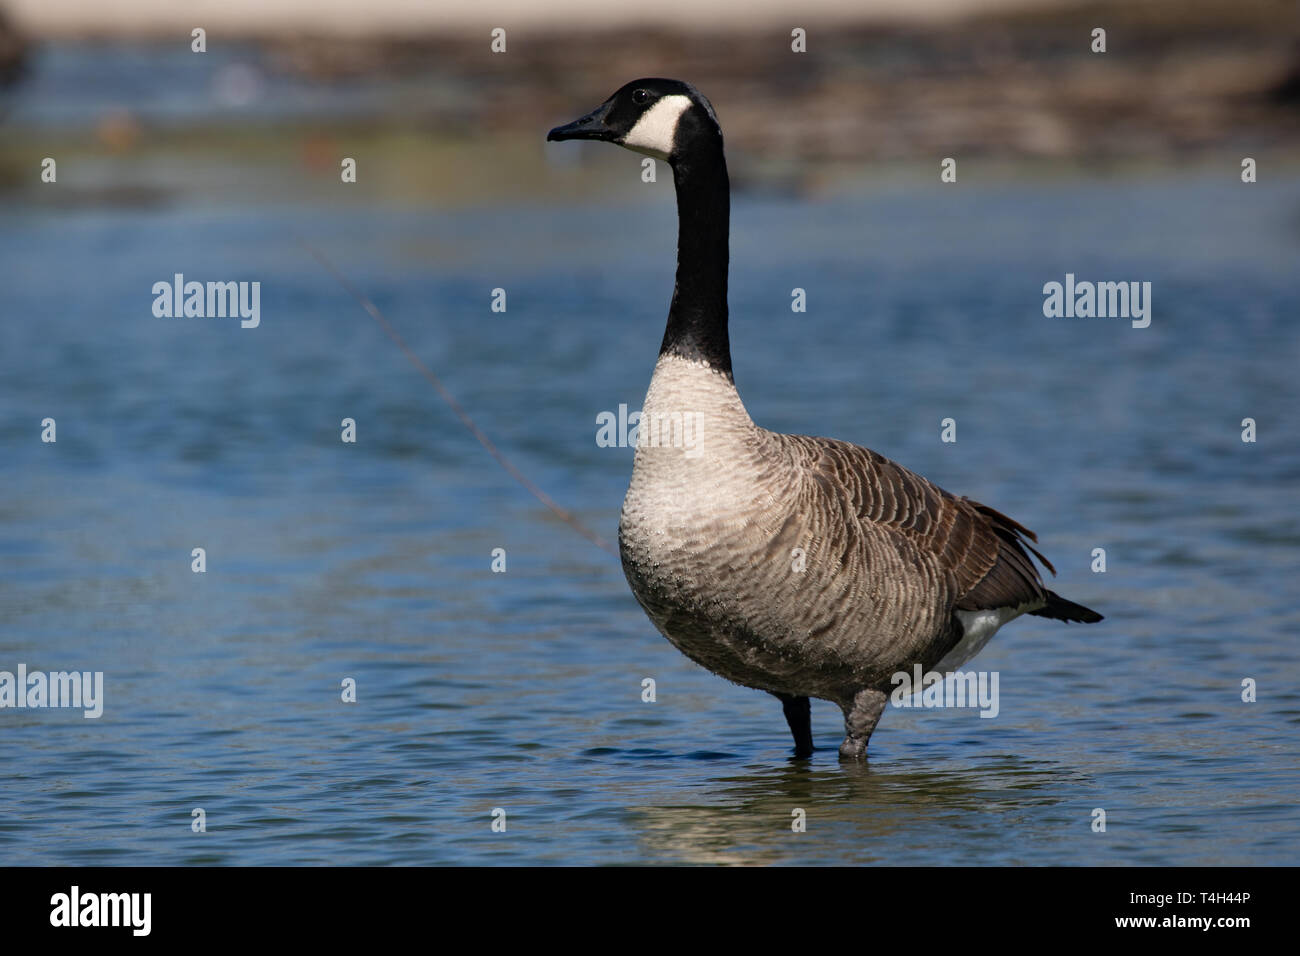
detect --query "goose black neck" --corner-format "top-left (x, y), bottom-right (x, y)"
top-left (660, 145), bottom-right (732, 376)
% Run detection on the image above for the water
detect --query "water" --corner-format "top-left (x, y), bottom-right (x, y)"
top-left (2, 132), bottom-right (1298, 863)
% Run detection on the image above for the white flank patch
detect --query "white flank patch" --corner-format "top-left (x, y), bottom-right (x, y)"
top-left (938, 604), bottom-right (1036, 671)
top-left (621, 94), bottom-right (694, 160)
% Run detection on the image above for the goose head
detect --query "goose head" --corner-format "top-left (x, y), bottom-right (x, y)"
top-left (547, 78), bottom-right (722, 164)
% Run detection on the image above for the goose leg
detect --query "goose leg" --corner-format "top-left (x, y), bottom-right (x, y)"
top-left (838, 688), bottom-right (888, 759)
top-left (775, 693), bottom-right (814, 758)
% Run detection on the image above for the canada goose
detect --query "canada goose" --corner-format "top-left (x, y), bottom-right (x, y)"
top-left (548, 79), bottom-right (1102, 759)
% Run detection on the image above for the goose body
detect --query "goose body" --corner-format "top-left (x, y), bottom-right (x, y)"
top-left (549, 79), bottom-right (1101, 758)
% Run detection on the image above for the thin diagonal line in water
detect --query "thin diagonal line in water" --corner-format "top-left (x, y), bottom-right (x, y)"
top-left (300, 238), bottom-right (617, 558)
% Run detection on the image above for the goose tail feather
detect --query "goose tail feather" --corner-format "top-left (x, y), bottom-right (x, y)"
top-left (1030, 589), bottom-right (1104, 623)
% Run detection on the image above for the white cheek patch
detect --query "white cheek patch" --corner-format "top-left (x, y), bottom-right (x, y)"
top-left (621, 94), bottom-right (693, 160)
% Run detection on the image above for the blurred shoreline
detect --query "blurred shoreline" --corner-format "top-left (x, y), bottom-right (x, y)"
top-left (1, 0), bottom-right (1296, 205)
top-left (0, 1), bottom-right (1080, 39)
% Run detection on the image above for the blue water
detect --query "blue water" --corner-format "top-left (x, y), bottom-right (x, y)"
top-left (2, 127), bottom-right (1299, 863)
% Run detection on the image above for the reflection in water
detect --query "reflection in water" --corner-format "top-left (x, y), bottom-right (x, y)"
top-left (627, 756), bottom-right (1081, 866)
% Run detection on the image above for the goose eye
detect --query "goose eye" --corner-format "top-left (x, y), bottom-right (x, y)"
top-left (632, 89), bottom-right (650, 105)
